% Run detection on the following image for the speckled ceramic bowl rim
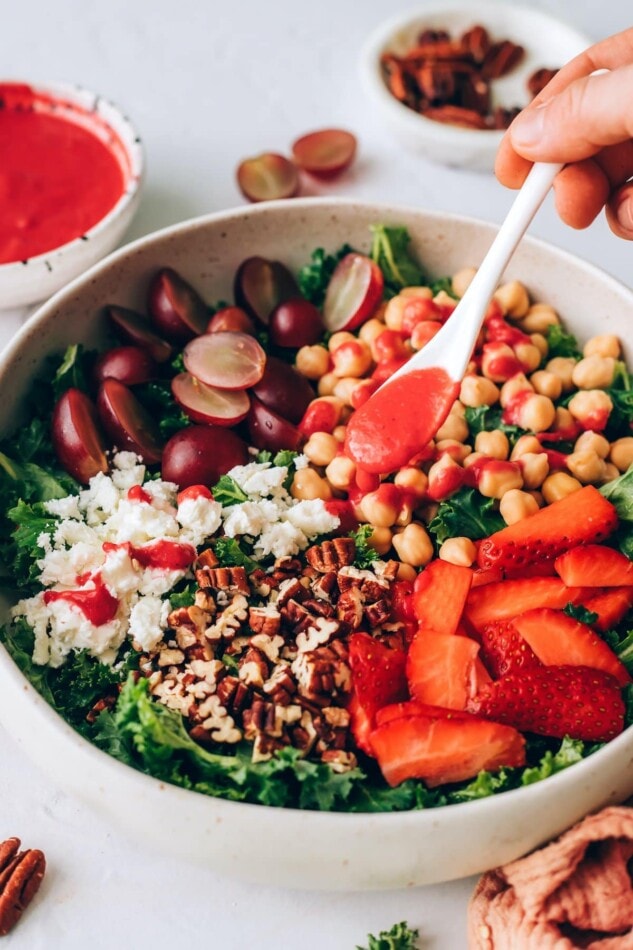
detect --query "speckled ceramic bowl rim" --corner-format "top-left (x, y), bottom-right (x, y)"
top-left (359, 2), bottom-right (592, 147)
top-left (0, 79), bottom-right (144, 276)
top-left (1, 197), bottom-right (632, 831)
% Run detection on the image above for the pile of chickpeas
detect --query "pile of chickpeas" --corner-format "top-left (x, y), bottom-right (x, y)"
top-left (287, 268), bottom-right (633, 580)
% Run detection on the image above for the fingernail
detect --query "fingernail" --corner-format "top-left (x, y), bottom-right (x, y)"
top-left (616, 193), bottom-right (633, 233)
top-left (510, 101), bottom-right (549, 147)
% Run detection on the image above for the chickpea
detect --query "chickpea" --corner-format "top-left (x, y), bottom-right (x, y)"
top-left (395, 501), bottom-right (414, 527)
top-left (572, 355), bottom-right (616, 390)
top-left (567, 390), bottom-right (613, 429)
top-left (435, 439), bottom-right (472, 463)
top-left (545, 356), bottom-right (577, 392)
top-left (325, 455), bottom-right (356, 491)
top-left (610, 437), bottom-right (633, 472)
top-left (499, 489), bottom-right (539, 525)
top-left (410, 320), bottom-right (442, 351)
top-left (481, 342), bottom-right (519, 382)
top-left (401, 285), bottom-right (433, 299)
top-left (516, 394), bottom-right (556, 432)
top-left (366, 525), bottom-right (393, 556)
top-left (435, 412), bottom-right (469, 442)
top-left (494, 280), bottom-right (530, 317)
top-left (396, 562), bottom-right (417, 582)
top-left (529, 370), bottom-right (562, 401)
top-left (360, 490), bottom-right (399, 528)
top-left (552, 406), bottom-right (576, 433)
top-left (391, 522), bottom-right (434, 567)
top-left (303, 431), bottom-right (338, 467)
top-left (510, 434), bottom-right (542, 459)
top-left (332, 424), bottom-right (347, 443)
top-left (358, 318), bottom-right (386, 347)
top-left (394, 467), bottom-right (428, 498)
top-left (601, 462), bottom-right (620, 483)
top-left (517, 452), bottom-right (549, 489)
top-left (462, 451), bottom-right (485, 469)
top-left (328, 330), bottom-right (356, 352)
top-left (332, 376), bottom-right (361, 405)
top-left (460, 375), bottom-right (500, 408)
top-left (427, 454), bottom-right (463, 501)
top-left (566, 450), bottom-right (607, 485)
top-left (514, 342), bottom-right (542, 373)
top-left (500, 373), bottom-right (533, 408)
top-left (452, 267), bottom-right (477, 298)
top-left (574, 431), bottom-right (610, 458)
top-left (474, 429), bottom-right (509, 460)
top-left (433, 289), bottom-right (456, 310)
top-left (527, 490), bottom-right (544, 507)
top-left (331, 339), bottom-right (372, 378)
top-left (295, 344), bottom-right (330, 380)
top-left (542, 472), bottom-right (583, 504)
top-left (478, 461), bottom-right (523, 499)
top-left (340, 405), bottom-right (353, 424)
top-left (520, 304), bottom-right (560, 334)
top-left (583, 334), bottom-right (621, 359)
top-left (383, 295), bottom-right (407, 331)
top-left (317, 371), bottom-right (338, 396)
top-left (530, 333), bottom-right (549, 358)
top-left (291, 469), bottom-right (332, 501)
top-left (417, 502), bottom-right (439, 524)
top-left (439, 536), bottom-right (477, 567)
top-left (451, 400), bottom-right (466, 418)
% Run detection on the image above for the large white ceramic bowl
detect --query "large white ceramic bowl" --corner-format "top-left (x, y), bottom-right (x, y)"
top-left (1, 199), bottom-right (633, 891)
top-left (360, 3), bottom-right (591, 171)
top-left (0, 80), bottom-right (144, 310)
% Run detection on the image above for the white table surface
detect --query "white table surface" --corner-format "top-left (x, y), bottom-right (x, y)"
top-left (2, 1), bottom-right (632, 947)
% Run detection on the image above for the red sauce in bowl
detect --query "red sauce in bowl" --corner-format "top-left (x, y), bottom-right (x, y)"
top-left (0, 83), bottom-right (129, 264)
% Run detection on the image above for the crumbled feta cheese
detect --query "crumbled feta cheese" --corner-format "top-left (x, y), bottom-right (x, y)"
top-left (254, 520), bottom-right (306, 558)
top-left (129, 595), bottom-right (170, 652)
top-left (227, 462), bottom-right (288, 496)
top-left (286, 499), bottom-right (339, 537)
top-left (222, 501), bottom-right (271, 538)
top-left (293, 454), bottom-right (309, 470)
top-left (177, 495), bottom-right (223, 547)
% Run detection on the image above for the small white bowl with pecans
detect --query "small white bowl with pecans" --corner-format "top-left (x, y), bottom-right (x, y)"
top-left (360, 2), bottom-right (591, 171)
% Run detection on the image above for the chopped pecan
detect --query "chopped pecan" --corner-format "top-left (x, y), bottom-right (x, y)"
top-left (402, 40), bottom-right (471, 63)
top-left (204, 594), bottom-right (248, 643)
top-left (250, 632), bottom-right (284, 663)
top-left (216, 675), bottom-right (251, 714)
top-left (252, 733), bottom-right (285, 763)
top-left (197, 694), bottom-right (242, 743)
top-left (0, 839), bottom-right (46, 937)
top-left (290, 710), bottom-right (318, 753)
top-left (195, 547), bottom-right (219, 569)
top-left (417, 28), bottom-right (450, 45)
top-left (243, 698), bottom-right (279, 738)
top-left (238, 647), bottom-right (269, 689)
top-left (276, 576), bottom-right (307, 608)
top-left (415, 62), bottom-right (457, 103)
top-left (459, 74), bottom-right (490, 115)
top-left (306, 537), bottom-right (356, 572)
top-left (527, 66), bottom-right (558, 99)
top-left (295, 617), bottom-right (340, 653)
top-left (157, 647), bottom-right (185, 667)
top-left (460, 24), bottom-right (491, 64)
top-left (249, 567), bottom-right (272, 596)
top-left (337, 565), bottom-right (390, 601)
top-left (263, 664), bottom-right (297, 704)
top-left (422, 104), bottom-right (488, 129)
top-left (248, 605), bottom-right (281, 636)
top-left (194, 589), bottom-right (216, 611)
top-left (364, 598), bottom-right (391, 627)
top-left (196, 565), bottom-right (249, 595)
top-left (337, 587), bottom-right (364, 630)
top-left (321, 750), bottom-right (358, 773)
top-left (291, 643), bottom-right (351, 702)
top-left (380, 53), bottom-right (418, 106)
top-left (480, 40), bottom-right (524, 81)
top-left (310, 570), bottom-right (338, 602)
top-left (86, 694), bottom-right (117, 723)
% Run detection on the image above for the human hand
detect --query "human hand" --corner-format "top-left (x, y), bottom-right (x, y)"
top-left (495, 28), bottom-right (633, 238)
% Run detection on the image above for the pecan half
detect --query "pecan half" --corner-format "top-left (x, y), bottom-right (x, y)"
top-left (306, 537), bottom-right (356, 572)
top-left (460, 25), bottom-right (491, 64)
top-left (527, 66), bottom-right (558, 99)
top-left (422, 105), bottom-right (488, 129)
top-left (0, 839), bottom-right (46, 937)
top-left (480, 40), bottom-right (524, 81)
top-left (196, 565), bottom-right (249, 595)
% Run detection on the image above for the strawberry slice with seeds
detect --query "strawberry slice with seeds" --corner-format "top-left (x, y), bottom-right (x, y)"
top-left (348, 693), bottom-right (374, 756)
top-left (407, 631), bottom-right (489, 709)
top-left (369, 714), bottom-right (526, 787)
top-left (477, 486), bottom-right (618, 570)
top-left (465, 577), bottom-right (588, 631)
top-left (467, 666), bottom-right (626, 741)
top-left (348, 632), bottom-right (408, 727)
top-left (480, 619), bottom-right (542, 678)
top-left (412, 560), bottom-right (472, 634)
top-left (471, 565), bottom-right (504, 588)
top-left (513, 607), bottom-right (631, 686)
top-left (555, 544), bottom-right (633, 588)
top-left (584, 586), bottom-right (633, 631)
top-left (376, 701), bottom-right (473, 727)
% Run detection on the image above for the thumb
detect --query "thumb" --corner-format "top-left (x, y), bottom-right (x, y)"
top-left (509, 66), bottom-right (633, 162)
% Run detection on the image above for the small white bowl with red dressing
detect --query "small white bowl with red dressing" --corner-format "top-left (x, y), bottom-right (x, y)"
top-left (0, 80), bottom-right (144, 309)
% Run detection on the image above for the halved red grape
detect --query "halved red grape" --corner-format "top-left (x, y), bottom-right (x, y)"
top-left (105, 306), bottom-right (174, 363)
top-left (161, 425), bottom-right (248, 488)
top-left (148, 268), bottom-right (209, 343)
top-left (323, 253), bottom-right (384, 332)
top-left (236, 153), bottom-right (299, 203)
top-left (183, 331), bottom-right (266, 391)
top-left (234, 257), bottom-right (299, 326)
top-left (171, 372), bottom-right (250, 426)
top-left (96, 378), bottom-right (163, 463)
top-left (251, 356), bottom-right (314, 425)
top-left (93, 346), bottom-right (158, 387)
top-left (51, 388), bottom-right (109, 484)
top-left (269, 297), bottom-right (324, 348)
top-left (207, 306), bottom-right (256, 335)
top-left (247, 395), bottom-right (301, 453)
top-left (291, 129), bottom-right (357, 178)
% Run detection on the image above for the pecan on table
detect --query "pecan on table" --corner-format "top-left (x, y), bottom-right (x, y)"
top-left (0, 838), bottom-right (46, 937)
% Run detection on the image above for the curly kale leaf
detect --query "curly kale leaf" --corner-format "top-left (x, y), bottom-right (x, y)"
top-left (298, 244), bottom-right (354, 307)
top-left (211, 475), bottom-right (248, 507)
top-left (133, 380), bottom-right (190, 439)
top-left (564, 603), bottom-right (599, 624)
top-left (428, 487), bottom-right (505, 544)
top-left (429, 276), bottom-right (458, 299)
top-left (350, 525), bottom-right (379, 569)
top-left (464, 405), bottom-right (525, 446)
top-left (370, 225), bottom-right (425, 297)
top-left (357, 921), bottom-right (420, 950)
top-left (212, 537), bottom-right (259, 572)
top-left (545, 325), bottom-right (582, 360)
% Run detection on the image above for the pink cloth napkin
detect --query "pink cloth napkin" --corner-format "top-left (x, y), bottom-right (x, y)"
top-left (468, 807), bottom-right (633, 949)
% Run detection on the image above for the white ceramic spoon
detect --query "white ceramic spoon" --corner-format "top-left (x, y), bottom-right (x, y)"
top-left (345, 160), bottom-right (563, 473)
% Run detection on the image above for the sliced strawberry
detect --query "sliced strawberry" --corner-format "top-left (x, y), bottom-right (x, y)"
top-left (348, 693), bottom-right (374, 756)
top-left (407, 631), bottom-right (484, 709)
top-left (554, 544), bottom-right (633, 588)
top-left (375, 701), bottom-right (473, 727)
top-left (348, 632), bottom-right (408, 727)
top-left (512, 608), bottom-right (631, 686)
top-left (477, 486), bottom-right (618, 570)
top-left (465, 577), bottom-right (588, 631)
top-left (412, 560), bottom-right (472, 634)
top-left (584, 587), bottom-right (633, 631)
top-left (480, 619), bottom-right (542, 678)
top-left (467, 666), bottom-right (626, 742)
top-left (390, 580), bottom-right (415, 623)
top-left (503, 560), bottom-right (557, 580)
top-left (370, 714), bottom-right (526, 787)
top-left (471, 565), bottom-right (504, 588)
